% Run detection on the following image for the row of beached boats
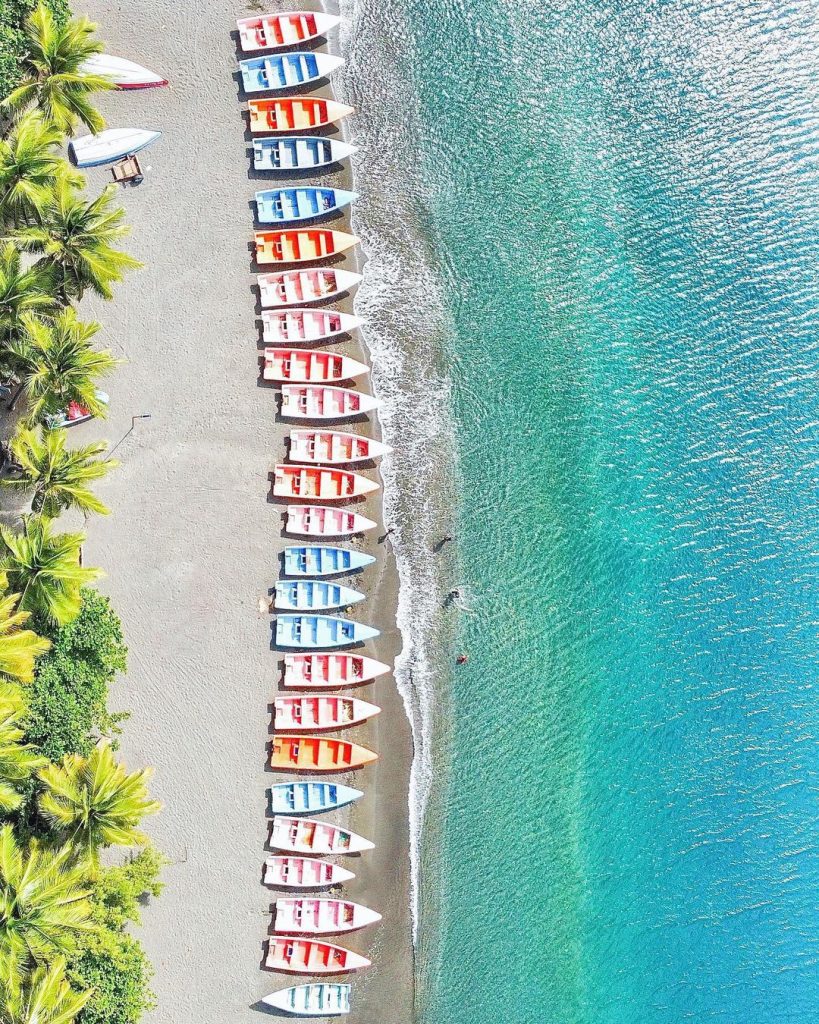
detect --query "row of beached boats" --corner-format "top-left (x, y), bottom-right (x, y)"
top-left (235, 14), bottom-right (387, 1016)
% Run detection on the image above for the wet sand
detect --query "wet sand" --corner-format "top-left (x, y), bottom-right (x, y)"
top-left (79, 0), bottom-right (414, 1019)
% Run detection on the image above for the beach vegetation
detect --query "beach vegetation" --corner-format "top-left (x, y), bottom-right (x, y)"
top-left (0, 245), bottom-right (55, 357)
top-left (2, 4), bottom-right (112, 134)
top-left (0, 113), bottom-right (80, 227)
top-left (0, 0), bottom-right (70, 102)
top-left (0, 954), bottom-right (92, 1024)
top-left (0, 578), bottom-right (49, 684)
top-left (0, 685), bottom-right (45, 812)
top-left (3, 428), bottom-right (115, 517)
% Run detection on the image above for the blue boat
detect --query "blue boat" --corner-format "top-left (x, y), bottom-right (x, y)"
top-left (274, 580), bottom-right (365, 611)
top-left (254, 137), bottom-right (357, 173)
top-left (283, 546), bottom-right (376, 577)
top-left (269, 782), bottom-right (363, 816)
top-left (275, 614), bottom-right (380, 649)
top-left (256, 187), bottom-right (358, 225)
top-left (239, 52), bottom-right (344, 93)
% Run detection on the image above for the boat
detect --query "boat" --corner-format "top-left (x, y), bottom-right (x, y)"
top-left (239, 53), bottom-right (344, 94)
top-left (259, 268), bottom-right (362, 309)
top-left (254, 137), bottom-right (356, 173)
top-left (266, 937), bottom-right (371, 975)
top-left (80, 53), bottom-right (167, 88)
top-left (273, 580), bottom-right (366, 611)
top-left (283, 545), bottom-right (375, 576)
top-left (280, 384), bottom-right (382, 420)
top-left (264, 855), bottom-right (355, 888)
top-left (269, 815), bottom-right (374, 853)
top-left (262, 309), bottom-right (361, 344)
top-left (274, 898), bottom-right (381, 935)
top-left (255, 229), bottom-right (359, 265)
top-left (44, 390), bottom-right (109, 430)
top-left (263, 350), bottom-right (368, 385)
top-left (283, 653), bottom-right (391, 689)
top-left (269, 782), bottom-right (363, 815)
top-left (274, 695), bottom-right (380, 731)
top-left (248, 96), bottom-right (354, 134)
top-left (275, 615), bottom-right (380, 649)
top-left (289, 430), bottom-right (391, 465)
top-left (256, 187), bottom-right (358, 225)
top-left (273, 465), bottom-right (379, 501)
top-left (286, 505), bottom-right (377, 538)
top-left (237, 11), bottom-right (341, 52)
top-left (68, 128), bottom-right (160, 168)
top-left (262, 983), bottom-right (351, 1017)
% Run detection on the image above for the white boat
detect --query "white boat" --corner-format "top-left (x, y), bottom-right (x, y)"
top-left (237, 11), bottom-right (341, 53)
top-left (253, 137), bottom-right (357, 173)
top-left (259, 268), bottom-right (362, 309)
top-left (69, 128), bottom-right (161, 168)
top-left (81, 53), bottom-right (167, 88)
top-left (280, 384), bottom-right (382, 421)
top-left (262, 983), bottom-right (351, 1016)
top-left (262, 308), bottom-right (361, 344)
top-left (274, 897), bottom-right (382, 935)
top-left (285, 505), bottom-right (377, 538)
top-left (264, 855), bottom-right (355, 888)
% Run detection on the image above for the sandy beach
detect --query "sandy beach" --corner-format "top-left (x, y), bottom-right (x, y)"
top-left (76, 0), bottom-right (414, 1019)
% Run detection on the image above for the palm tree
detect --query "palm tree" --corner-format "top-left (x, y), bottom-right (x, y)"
top-left (0, 685), bottom-right (46, 814)
top-left (0, 113), bottom-right (82, 227)
top-left (3, 428), bottom-right (117, 518)
top-left (6, 310), bottom-right (117, 426)
top-left (0, 825), bottom-right (93, 985)
top-left (11, 181), bottom-right (141, 303)
top-left (0, 576), bottom-right (50, 685)
top-left (0, 245), bottom-right (56, 352)
top-left (0, 956), bottom-right (91, 1024)
top-left (2, 4), bottom-right (113, 134)
top-left (38, 743), bottom-right (160, 860)
top-left (0, 516), bottom-right (102, 627)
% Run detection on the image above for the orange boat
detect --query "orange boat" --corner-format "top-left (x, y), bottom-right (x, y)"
top-left (248, 96), bottom-right (354, 134)
top-left (273, 465), bottom-right (379, 501)
top-left (271, 735), bottom-right (378, 772)
top-left (263, 348), bottom-right (369, 384)
top-left (255, 229), bottom-right (359, 265)
top-left (266, 937), bottom-right (371, 974)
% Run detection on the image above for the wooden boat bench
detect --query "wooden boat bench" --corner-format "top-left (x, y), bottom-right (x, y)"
top-left (111, 154), bottom-right (144, 186)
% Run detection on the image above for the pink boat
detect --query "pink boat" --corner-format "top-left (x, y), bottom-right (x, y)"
top-left (270, 817), bottom-right (374, 856)
top-left (263, 349), bottom-right (369, 384)
top-left (262, 309), bottom-right (361, 344)
top-left (286, 505), bottom-right (377, 538)
top-left (289, 429), bottom-right (392, 465)
top-left (266, 937), bottom-right (371, 974)
top-left (274, 898), bottom-right (382, 935)
top-left (237, 11), bottom-right (341, 53)
top-left (273, 464), bottom-right (379, 501)
top-left (265, 855), bottom-right (354, 889)
top-left (258, 268), bottom-right (363, 309)
top-left (283, 653), bottom-right (391, 689)
top-left (274, 694), bottom-right (381, 731)
top-left (280, 384), bottom-right (382, 420)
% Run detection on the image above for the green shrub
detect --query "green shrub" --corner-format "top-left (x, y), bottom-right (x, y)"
top-left (25, 588), bottom-right (128, 760)
top-left (92, 846), bottom-right (166, 931)
top-left (0, 0), bottom-right (70, 100)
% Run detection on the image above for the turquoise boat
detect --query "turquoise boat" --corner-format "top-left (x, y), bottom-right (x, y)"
top-left (275, 614), bottom-right (379, 649)
top-left (262, 983), bottom-right (351, 1016)
top-left (269, 782), bottom-right (363, 815)
top-left (256, 187), bottom-right (358, 225)
top-left (284, 546), bottom-right (375, 577)
top-left (274, 579), bottom-right (365, 611)
top-left (239, 52), bottom-right (343, 94)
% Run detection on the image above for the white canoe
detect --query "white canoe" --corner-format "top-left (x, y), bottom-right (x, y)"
top-left (69, 128), bottom-right (160, 168)
top-left (286, 505), bottom-right (377, 538)
top-left (81, 53), bottom-right (167, 88)
top-left (270, 816), bottom-right (374, 855)
top-left (280, 384), bottom-right (382, 420)
top-left (262, 983), bottom-right (351, 1016)
top-left (237, 11), bottom-right (341, 53)
top-left (282, 652), bottom-right (391, 689)
top-left (274, 897), bottom-right (381, 935)
top-left (289, 429), bottom-right (392, 465)
top-left (274, 694), bottom-right (381, 730)
top-left (265, 855), bottom-right (354, 888)
top-left (259, 268), bottom-right (362, 309)
top-left (262, 309), bottom-right (362, 344)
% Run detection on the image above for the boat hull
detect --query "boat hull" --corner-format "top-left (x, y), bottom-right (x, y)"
top-left (262, 983), bottom-right (351, 1017)
top-left (81, 53), bottom-right (167, 88)
top-left (255, 229), bottom-right (359, 265)
top-left (239, 53), bottom-right (344, 94)
top-left (280, 384), bottom-right (381, 420)
top-left (265, 856), bottom-right (355, 889)
top-left (69, 128), bottom-right (161, 168)
top-left (273, 465), bottom-right (379, 502)
top-left (282, 653), bottom-right (391, 689)
top-left (259, 268), bottom-right (362, 308)
top-left (249, 97), bottom-right (354, 134)
top-left (269, 782), bottom-right (363, 815)
top-left (273, 580), bottom-right (366, 611)
top-left (266, 937), bottom-right (371, 975)
top-left (289, 429), bottom-right (391, 465)
top-left (283, 545), bottom-right (375, 576)
top-left (254, 137), bottom-right (357, 173)
top-left (271, 736), bottom-right (378, 771)
top-left (274, 898), bottom-right (382, 935)
top-left (274, 695), bottom-right (380, 730)
top-left (269, 815), bottom-right (374, 853)
top-left (256, 187), bottom-right (357, 225)
top-left (285, 505), bottom-right (376, 538)
top-left (262, 309), bottom-right (361, 344)
top-left (237, 11), bottom-right (341, 53)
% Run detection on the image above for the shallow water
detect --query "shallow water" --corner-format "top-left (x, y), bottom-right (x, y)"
top-left (340, 0), bottom-right (819, 1020)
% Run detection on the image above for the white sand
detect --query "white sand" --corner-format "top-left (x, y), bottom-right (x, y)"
top-left (76, 0), bottom-right (414, 1020)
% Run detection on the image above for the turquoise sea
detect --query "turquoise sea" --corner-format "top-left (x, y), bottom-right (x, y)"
top-left (340, 0), bottom-right (819, 1021)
